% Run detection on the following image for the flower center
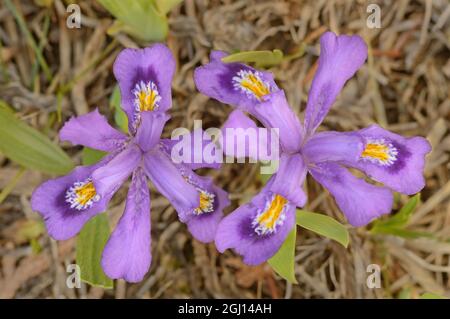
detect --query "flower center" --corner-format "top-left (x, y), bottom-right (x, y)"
top-left (194, 190), bottom-right (215, 215)
top-left (65, 179), bottom-right (100, 210)
top-left (361, 139), bottom-right (398, 166)
top-left (233, 70), bottom-right (270, 100)
top-left (133, 80), bottom-right (161, 112)
top-left (253, 194), bottom-right (287, 235)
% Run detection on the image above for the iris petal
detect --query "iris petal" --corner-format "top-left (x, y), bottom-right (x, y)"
top-left (31, 157), bottom-right (115, 240)
top-left (194, 51), bottom-right (278, 112)
top-left (309, 162), bottom-right (393, 227)
top-left (59, 109), bottom-right (127, 152)
top-left (113, 44), bottom-right (175, 132)
top-left (143, 148), bottom-right (199, 222)
top-left (215, 178), bottom-right (296, 265)
top-left (343, 124), bottom-right (431, 195)
top-left (101, 168), bottom-right (151, 282)
top-left (304, 32), bottom-right (367, 135)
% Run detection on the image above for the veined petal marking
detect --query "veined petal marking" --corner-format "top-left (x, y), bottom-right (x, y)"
top-left (232, 70), bottom-right (270, 100)
top-left (252, 194), bottom-right (288, 235)
top-left (65, 178), bottom-right (100, 211)
top-left (361, 138), bottom-right (398, 166)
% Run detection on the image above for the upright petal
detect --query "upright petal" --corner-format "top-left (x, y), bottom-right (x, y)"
top-left (215, 178), bottom-right (296, 265)
top-left (113, 44), bottom-right (175, 131)
top-left (194, 51), bottom-right (279, 111)
top-left (177, 168), bottom-right (230, 243)
top-left (269, 153), bottom-right (307, 207)
top-left (220, 110), bottom-right (279, 161)
top-left (31, 157), bottom-right (115, 240)
top-left (135, 112), bottom-right (170, 152)
top-left (250, 90), bottom-right (303, 153)
top-left (92, 144), bottom-right (141, 198)
top-left (304, 32), bottom-right (367, 135)
top-left (143, 148), bottom-right (199, 222)
top-left (309, 162), bottom-right (393, 227)
top-left (59, 109), bottom-right (127, 152)
top-left (303, 131), bottom-right (364, 164)
top-left (101, 168), bottom-right (151, 283)
top-left (343, 125), bottom-right (431, 195)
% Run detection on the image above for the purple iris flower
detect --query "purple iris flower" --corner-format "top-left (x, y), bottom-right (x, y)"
top-left (31, 44), bottom-right (229, 282)
top-left (194, 32), bottom-right (431, 265)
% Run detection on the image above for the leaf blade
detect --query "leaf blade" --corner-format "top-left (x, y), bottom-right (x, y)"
top-left (296, 210), bottom-right (349, 248)
top-left (98, 0), bottom-right (168, 41)
top-left (76, 213), bottom-right (113, 289)
top-left (0, 105), bottom-right (73, 175)
top-left (221, 50), bottom-right (284, 67)
top-left (268, 227), bottom-right (297, 283)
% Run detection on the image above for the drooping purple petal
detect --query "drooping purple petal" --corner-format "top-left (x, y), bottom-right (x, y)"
top-left (178, 169), bottom-right (230, 243)
top-left (113, 44), bottom-right (175, 131)
top-left (143, 148), bottom-right (199, 222)
top-left (215, 178), bottom-right (296, 265)
top-left (31, 157), bottom-right (115, 240)
top-left (220, 109), bottom-right (279, 161)
top-left (309, 162), bottom-right (393, 227)
top-left (101, 168), bottom-right (151, 283)
top-left (92, 144), bottom-right (141, 198)
top-left (194, 51), bottom-right (279, 112)
top-left (161, 128), bottom-right (222, 170)
top-left (342, 125), bottom-right (431, 195)
top-left (59, 109), bottom-right (127, 152)
top-left (303, 131), bottom-right (364, 164)
top-left (135, 111), bottom-right (170, 152)
top-left (269, 153), bottom-right (307, 207)
top-left (250, 90), bottom-right (303, 153)
top-left (304, 32), bottom-right (368, 135)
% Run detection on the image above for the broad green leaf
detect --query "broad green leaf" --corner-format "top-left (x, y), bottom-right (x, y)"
top-left (155, 0), bottom-right (183, 15)
top-left (371, 194), bottom-right (426, 239)
top-left (371, 227), bottom-right (433, 239)
top-left (296, 210), bottom-right (349, 248)
top-left (420, 292), bottom-right (446, 299)
top-left (82, 147), bottom-right (106, 166)
top-left (76, 145), bottom-right (112, 288)
top-left (110, 85), bottom-right (128, 133)
top-left (76, 213), bottom-right (113, 289)
top-left (222, 49), bottom-right (284, 68)
top-left (268, 227), bottom-right (297, 283)
top-left (98, 0), bottom-right (168, 42)
top-left (0, 105), bottom-right (73, 175)
top-left (372, 194), bottom-right (420, 231)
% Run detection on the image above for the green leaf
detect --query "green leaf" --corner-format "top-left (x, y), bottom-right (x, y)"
top-left (221, 49), bottom-right (284, 68)
top-left (371, 227), bottom-right (433, 239)
top-left (155, 0), bottom-right (183, 15)
top-left (372, 194), bottom-right (420, 230)
top-left (370, 194), bottom-right (427, 239)
top-left (75, 145), bottom-right (112, 288)
top-left (98, 0), bottom-right (168, 42)
top-left (76, 213), bottom-right (113, 289)
top-left (296, 210), bottom-right (349, 248)
top-left (0, 104), bottom-right (73, 175)
top-left (420, 292), bottom-right (446, 299)
top-left (268, 227), bottom-right (297, 283)
top-left (397, 288), bottom-right (412, 299)
top-left (82, 147), bottom-right (106, 166)
top-left (110, 85), bottom-right (128, 133)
